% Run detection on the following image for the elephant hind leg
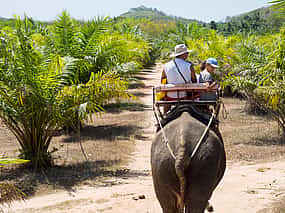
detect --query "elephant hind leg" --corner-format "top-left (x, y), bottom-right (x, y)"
top-left (185, 198), bottom-right (209, 213)
top-left (160, 200), bottom-right (181, 213)
top-left (185, 205), bottom-right (206, 213)
top-left (157, 189), bottom-right (182, 213)
top-left (161, 207), bottom-right (180, 213)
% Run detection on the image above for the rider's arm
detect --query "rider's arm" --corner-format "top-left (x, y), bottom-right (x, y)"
top-left (207, 81), bottom-right (219, 89)
top-left (190, 65), bottom-right (197, 83)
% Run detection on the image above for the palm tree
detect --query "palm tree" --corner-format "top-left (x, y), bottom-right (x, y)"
top-left (0, 16), bottom-right (72, 168)
top-left (225, 28), bottom-right (285, 135)
top-left (46, 12), bottom-right (149, 83)
top-left (0, 16), bottom-right (131, 168)
top-left (45, 11), bottom-right (149, 130)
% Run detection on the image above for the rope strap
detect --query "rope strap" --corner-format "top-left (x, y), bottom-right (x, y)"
top-left (191, 111), bottom-right (215, 159)
top-left (153, 108), bottom-right (216, 160)
top-left (221, 99), bottom-right (229, 119)
top-left (153, 108), bottom-right (176, 159)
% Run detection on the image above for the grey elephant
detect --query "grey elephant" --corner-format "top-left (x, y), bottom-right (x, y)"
top-left (151, 105), bottom-right (226, 213)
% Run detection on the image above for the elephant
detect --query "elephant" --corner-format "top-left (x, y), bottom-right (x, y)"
top-left (151, 105), bottom-right (226, 213)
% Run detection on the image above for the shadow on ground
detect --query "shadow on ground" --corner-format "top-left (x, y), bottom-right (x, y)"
top-left (128, 81), bottom-right (145, 89)
top-left (135, 76), bottom-right (149, 81)
top-left (62, 124), bottom-right (141, 143)
top-left (140, 69), bottom-right (154, 73)
top-left (239, 135), bottom-right (285, 146)
top-left (129, 91), bottom-right (148, 98)
top-left (103, 102), bottom-right (148, 113)
top-left (0, 159), bottom-right (149, 199)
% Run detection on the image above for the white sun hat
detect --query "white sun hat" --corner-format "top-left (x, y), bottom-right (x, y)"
top-left (171, 44), bottom-right (192, 57)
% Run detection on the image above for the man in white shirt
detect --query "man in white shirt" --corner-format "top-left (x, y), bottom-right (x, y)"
top-left (161, 44), bottom-right (197, 98)
top-left (160, 44), bottom-right (197, 113)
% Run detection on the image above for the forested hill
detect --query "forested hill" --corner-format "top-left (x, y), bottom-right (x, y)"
top-left (215, 6), bottom-right (285, 34)
top-left (120, 5), bottom-right (202, 24)
top-left (119, 5), bottom-right (284, 34)
top-left (0, 17), bottom-right (14, 27)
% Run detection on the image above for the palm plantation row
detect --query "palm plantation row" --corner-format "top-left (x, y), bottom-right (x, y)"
top-left (0, 1), bottom-right (284, 169)
top-left (0, 12), bottom-right (151, 168)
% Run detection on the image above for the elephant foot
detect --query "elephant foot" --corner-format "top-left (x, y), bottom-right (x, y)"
top-left (206, 201), bottom-right (214, 212)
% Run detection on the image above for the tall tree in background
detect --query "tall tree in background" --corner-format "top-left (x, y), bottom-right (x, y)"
top-left (210, 21), bottom-right (217, 30)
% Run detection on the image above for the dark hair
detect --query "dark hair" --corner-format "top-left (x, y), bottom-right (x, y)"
top-left (200, 60), bottom-right (207, 71)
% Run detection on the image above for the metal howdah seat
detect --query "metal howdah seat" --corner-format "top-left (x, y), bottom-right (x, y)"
top-left (153, 83), bottom-right (220, 119)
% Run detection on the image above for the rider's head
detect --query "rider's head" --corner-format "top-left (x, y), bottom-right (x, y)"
top-left (171, 44), bottom-right (192, 60)
top-left (201, 58), bottom-right (219, 72)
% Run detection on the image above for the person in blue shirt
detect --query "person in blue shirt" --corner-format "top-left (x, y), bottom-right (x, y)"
top-left (199, 57), bottom-right (219, 89)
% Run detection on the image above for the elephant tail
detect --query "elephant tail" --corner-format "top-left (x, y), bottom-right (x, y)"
top-left (174, 132), bottom-right (190, 212)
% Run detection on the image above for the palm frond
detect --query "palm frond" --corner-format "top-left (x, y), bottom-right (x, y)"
top-left (52, 10), bottom-right (79, 56)
top-left (269, 0), bottom-right (285, 11)
top-left (80, 16), bottom-right (110, 47)
top-left (0, 158), bottom-right (29, 167)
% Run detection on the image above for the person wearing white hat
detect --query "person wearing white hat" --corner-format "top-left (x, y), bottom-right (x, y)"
top-left (161, 44), bottom-right (197, 96)
top-left (159, 44), bottom-right (197, 113)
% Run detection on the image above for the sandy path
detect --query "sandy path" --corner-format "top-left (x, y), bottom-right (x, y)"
top-left (3, 64), bottom-right (285, 213)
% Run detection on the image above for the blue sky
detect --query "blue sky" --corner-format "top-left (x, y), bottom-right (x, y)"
top-left (1, 0), bottom-right (271, 22)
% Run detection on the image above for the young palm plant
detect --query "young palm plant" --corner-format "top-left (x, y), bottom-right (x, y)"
top-left (0, 15), bottom-right (132, 168)
top-left (44, 11), bottom-right (149, 131)
top-left (0, 16), bottom-right (69, 168)
top-left (255, 28), bottom-right (285, 133)
top-left (226, 29), bottom-right (285, 135)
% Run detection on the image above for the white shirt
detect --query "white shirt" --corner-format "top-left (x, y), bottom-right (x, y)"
top-left (164, 58), bottom-right (192, 98)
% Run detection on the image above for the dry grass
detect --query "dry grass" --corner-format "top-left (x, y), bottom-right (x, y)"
top-left (0, 182), bottom-right (25, 205)
top-left (220, 97), bottom-right (285, 163)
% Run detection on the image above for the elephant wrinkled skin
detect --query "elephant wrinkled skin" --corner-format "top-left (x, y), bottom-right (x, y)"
top-left (151, 111), bottom-right (226, 213)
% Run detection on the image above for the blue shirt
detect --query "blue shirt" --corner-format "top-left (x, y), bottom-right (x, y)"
top-left (199, 69), bottom-right (213, 83)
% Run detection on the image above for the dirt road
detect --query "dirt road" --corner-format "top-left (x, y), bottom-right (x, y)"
top-left (3, 64), bottom-right (285, 213)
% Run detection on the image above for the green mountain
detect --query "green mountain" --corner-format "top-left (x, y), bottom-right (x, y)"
top-left (0, 17), bottom-right (17, 28)
top-left (216, 6), bottom-right (285, 34)
top-left (119, 5), bottom-right (284, 34)
top-left (120, 5), bottom-right (202, 24)
top-left (226, 6), bottom-right (275, 21)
